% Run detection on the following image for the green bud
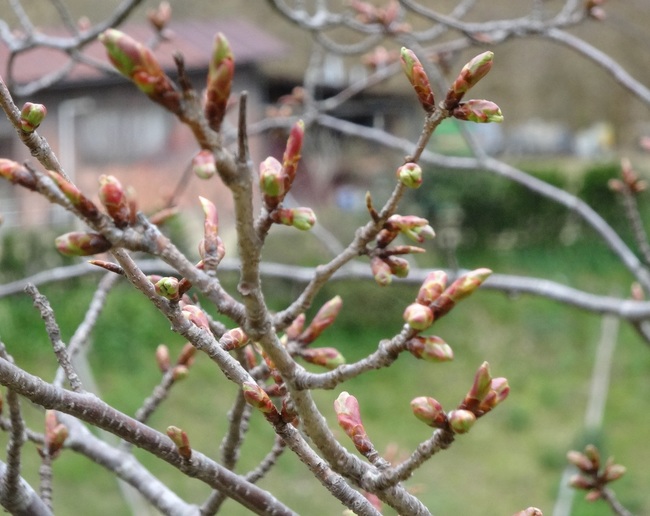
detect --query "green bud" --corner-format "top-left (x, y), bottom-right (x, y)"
top-left (397, 162), bottom-right (423, 188)
top-left (447, 409), bottom-right (476, 434)
top-left (155, 277), bottom-right (180, 300)
top-left (20, 102), bottom-right (47, 132)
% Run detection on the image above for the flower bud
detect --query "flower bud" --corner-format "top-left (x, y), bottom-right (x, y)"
top-left (221, 327), bottom-right (250, 351)
top-left (181, 304), bottom-right (210, 331)
top-left (284, 313), bottom-right (305, 341)
top-left (299, 296), bottom-right (342, 344)
top-left (281, 120), bottom-right (304, 190)
top-left (20, 102), bottom-right (47, 132)
top-left (334, 392), bottom-right (374, 455)
top-left (45, 410), bottom-right (68, 457)
top-left (192, 150), bottom-right (216, 179)
top-left (416, 270), bottom-right (448, 306)
top-left (584, 444), bottom-right (600, 471)
top-left (568, 474), bottom-right (594, 490)
top-left (270, 207), bottom-right (316, 231)
top-left (400, 47), bottom-right (435, 113)
top-left (444, 51), bottom-right (494, 110)
top-left (242, 381), bottom-right (279, 416)
top-left (300, 347), bottom-right (345, 369)
top-left (397, 162), bottom-right (423, 188)
top-left (402, 302), bottom-right (434, 331)
top-left (466, 361), bottom-right (492, 405)
top-left (155, 276), bottom-right (181, 300)
top-left (385, 255), bottom-right (410, 278)
top-left (49, 171), bottom-right (100, 222)
top-left (0, 159), bottom-right (37, 191)
top-left (99, 175), bottom-right (130, 227)
top-left (452, 99), bottom-right (503, 123)
top-left (55, 232), bottom-right (112, 256)
top-left (447, 409), bottom-right (476, 434)
top-left (155, 344), bottom-right (171, 372)
top-left (603, 463), bottom-right (626, 483)
top-left (407, 336), bottom-right (453, 362)
top-left (205, 32), bottom-right (234, 132)
top-left (386, 214), bottom-right (435, 243)
top-left (172, 365), bottom-right (189, 381)
top-left (259, 156), bottom-right (285, 203)
top-left (370, 256), bottom-right (393, 286)
top-left (99, 29), bottom-right (181, 113)
top-left (147, 1), bottom-right (171, 31)
top-left (176, 343), bottom-right (196, 367)
top-left (410, 396), bottom-right (446, 428)
top-left (166, 426), bottom-right (191, 459)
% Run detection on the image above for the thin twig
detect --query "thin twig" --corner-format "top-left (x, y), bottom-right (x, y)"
top-left (24, 284), bottom-right (83, 393)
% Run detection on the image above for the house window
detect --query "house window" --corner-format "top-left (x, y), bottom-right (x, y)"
top-left (77, 105), bottom-right (172, 165)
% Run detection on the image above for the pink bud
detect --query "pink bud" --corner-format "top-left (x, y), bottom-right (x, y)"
top-left (410, 396), bottom-right (446, 428)
top-left (0, 159), bottom-right (37, 191)
top-left (370, 256), bottom-right (393, 286)
top-left (400, 47), bottom-right (435, 113)
top-left (452, 99), bottom-right (503, 124)
top-left (284, 314), bottom-right (306, 340)
top-left (385, 255), bottom-right (410, 278)
top-left (407, 336), bottom-right (453, 362)
top-left (281, 120), bottom-right (304, 189)
top-left (300, 347), bottom-right (345, 369)
top-left (49, 171), bottom-right (100, 222)
top-left (334, 392), bottom-right (374, 455)
top-left (176, 343), bottom-right (196, 367)
top-left (444, 51), bottom-right (494, 110)
top-left (155, 344), bottom-right (171, 372)
top-left (99, 175), bottom-right (130, 227)
top-left (221, 327), bottom-right (250, 351)
top-left (192, 150), bottom-right (216, 179)
top-left (242, 381), bottom-right (278, 416)
top-left (402, 303), bottom-right (434, 331)
top-left (298, 296), bottom-right (342, 344)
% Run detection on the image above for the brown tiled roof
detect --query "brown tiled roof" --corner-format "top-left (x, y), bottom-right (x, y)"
top-left (1, 18), bottom-right (287, 87)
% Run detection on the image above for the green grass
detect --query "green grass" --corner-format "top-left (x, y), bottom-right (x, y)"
top-left (1, 243), bottom-right (649, 515)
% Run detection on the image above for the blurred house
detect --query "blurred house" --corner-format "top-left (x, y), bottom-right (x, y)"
top-left (0, 18), bottom-right (287, 231)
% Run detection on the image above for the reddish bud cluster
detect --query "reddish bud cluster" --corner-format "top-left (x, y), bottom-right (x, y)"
top-left (260, 120), bottom-right (305, 210)
top-left (567, 444), bottom-right (626, 502)
top-left (458, 362), bottom-right (510, 418)
top-left (608, 158), bottom-right (646, 195)
top-left (99, 29), bottom-right (181, 114)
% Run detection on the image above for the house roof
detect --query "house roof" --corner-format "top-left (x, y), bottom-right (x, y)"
top-left (1, 18), bottom-right (287, 88)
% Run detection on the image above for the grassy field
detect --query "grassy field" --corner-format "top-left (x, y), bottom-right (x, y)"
top-left (1, 240), bottom-right (649, 515)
